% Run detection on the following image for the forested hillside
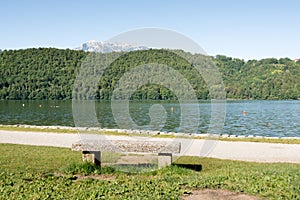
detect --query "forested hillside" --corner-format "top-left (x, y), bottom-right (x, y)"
top-left (0, 48), bottom-right (87, 100)
top-left (0, 48), bottom-right (300, 100)
top-left (215, 55), bottom-right (300, 99)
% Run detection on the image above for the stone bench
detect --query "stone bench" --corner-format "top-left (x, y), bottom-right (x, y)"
top-left (72, 139), bottom-right (181, 169)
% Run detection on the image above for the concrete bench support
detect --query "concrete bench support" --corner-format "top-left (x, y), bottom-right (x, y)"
top-left (158, 153), bottom-right (172, 169)
top-left (72, 139), bottom-right (181, 169)
top-left (82, 151), bottom-right (101, 166)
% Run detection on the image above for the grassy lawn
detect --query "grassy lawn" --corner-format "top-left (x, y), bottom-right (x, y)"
top-left (0, 144), bottom-right (299, 199)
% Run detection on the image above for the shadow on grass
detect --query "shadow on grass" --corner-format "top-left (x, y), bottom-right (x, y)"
top-left (172, 163), bottom-right (202, 172)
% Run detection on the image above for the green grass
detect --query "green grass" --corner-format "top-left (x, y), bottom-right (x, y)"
top-left (217, 137), bottom-right (300, 144)
top-left (0, 125), bottom-right (77, 134)
top-left (0, 144), bottom-right (299, 199)
top-left (64, 162), bottom-right (116, 175)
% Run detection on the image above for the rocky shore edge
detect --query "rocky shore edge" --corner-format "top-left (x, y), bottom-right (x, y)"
top-left (1, 124), bottom-right (300, 141)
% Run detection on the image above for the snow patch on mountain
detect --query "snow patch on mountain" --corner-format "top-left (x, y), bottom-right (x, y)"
top-left (75, 40), bottom-right (148, 53)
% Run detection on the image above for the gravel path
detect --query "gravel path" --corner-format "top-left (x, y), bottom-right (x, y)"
top-left (1, 130), bottom-right (300, 163)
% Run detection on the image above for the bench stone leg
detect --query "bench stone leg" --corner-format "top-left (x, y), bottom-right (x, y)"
top-left (158, 153), bottom-right (172, 169)
top-left (82, 151), bottom-right (101, 166)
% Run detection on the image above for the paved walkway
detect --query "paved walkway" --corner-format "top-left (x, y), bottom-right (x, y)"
top-left (1, 130), bottom-right (300, 163)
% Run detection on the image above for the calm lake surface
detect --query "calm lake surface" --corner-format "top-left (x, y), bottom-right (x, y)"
top-left (1, 100), bottom-right (300, 137)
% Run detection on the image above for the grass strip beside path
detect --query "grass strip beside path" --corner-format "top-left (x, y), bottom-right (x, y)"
top-left (1, 125), bottom-right (300, 144)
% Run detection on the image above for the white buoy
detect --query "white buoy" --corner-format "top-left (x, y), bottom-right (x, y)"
top-left (22, 104), bottom-right (25, 107)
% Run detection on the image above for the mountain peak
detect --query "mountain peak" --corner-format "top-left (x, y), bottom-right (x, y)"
top-left (75, 40), bottom-right (148, 53)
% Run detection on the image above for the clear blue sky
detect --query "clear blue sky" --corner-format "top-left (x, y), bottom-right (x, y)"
top-left (1, 0), bottom-right (299, 60)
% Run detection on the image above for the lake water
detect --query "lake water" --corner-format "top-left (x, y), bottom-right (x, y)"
top-left (0, 100), bottom-right (300, 137)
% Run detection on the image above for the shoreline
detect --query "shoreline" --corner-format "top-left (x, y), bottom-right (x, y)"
top-left (1, 124), bottom-right (300, 142)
